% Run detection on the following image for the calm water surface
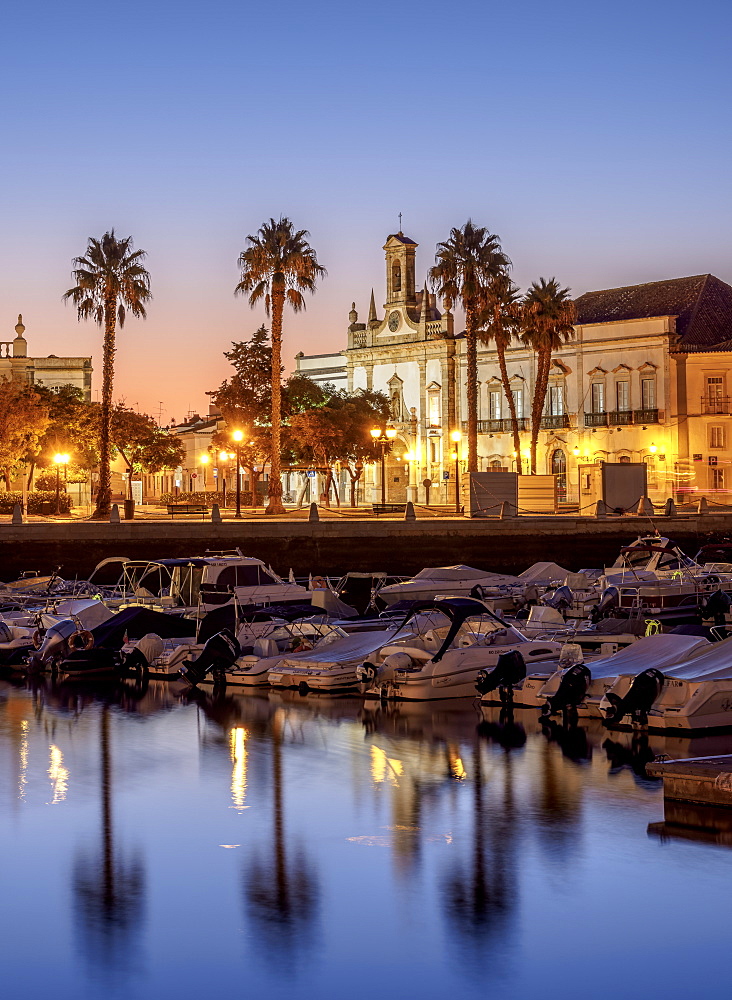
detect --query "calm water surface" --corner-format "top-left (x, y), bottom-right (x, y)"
top-left (2, 678), bottom-right (732, 1000)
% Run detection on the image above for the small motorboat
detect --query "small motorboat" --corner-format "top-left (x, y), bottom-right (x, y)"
top-left (538, 632), bottom-right (711, 720)
top-left (377, 565), bottom-right (525, 606)
top-left (599, 634), bottom-right (732, 732)
top-left (359, 598), bottom-right (563, 701)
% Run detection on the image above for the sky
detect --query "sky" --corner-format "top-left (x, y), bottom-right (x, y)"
top-left (2, 0), bottom-right (731, 422)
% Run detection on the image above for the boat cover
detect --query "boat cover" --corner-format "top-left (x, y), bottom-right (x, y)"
top-left (519, 562), bottom-right (571, 584)
top-left (280, 628), bottom-right (403, 668)
top-left (662, 635), bottom-right (732, 681)
top-left (411, 565), bottom-right (521, 584)
top-left (90, 607), bottom-right (197, 647)
top-left (588, 633), bottom-right (710, 679)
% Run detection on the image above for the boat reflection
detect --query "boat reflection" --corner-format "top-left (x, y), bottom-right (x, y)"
top-left (72, 705), bottom-right (147, 974)
top-left (649, 800), bottom-right (732, 847)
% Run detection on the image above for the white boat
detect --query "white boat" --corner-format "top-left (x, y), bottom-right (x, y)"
top-left (359, 597), bottom-right (563, 701)
top-left (200, 621), bottom-right (350, 688)
top-left (599, 634), bottom-right (732, 732)
top-left (378, 565), bottom-right (525, 606)
top-left (536, 632), bottom-right (711, 718)
top-left (199, 555), bottom-right (311, 609)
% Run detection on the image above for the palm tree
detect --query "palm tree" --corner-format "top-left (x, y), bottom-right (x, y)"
top-left (430, 221), bottom-right (510, 471)
top-left (64, 232), bottom-right (151, 518)
top-left (478, 273), bottom-right (523, 473)
top-left (235, 218), bottom-right (326, 514)
top-left (520, 278), bottom-right (576, 474)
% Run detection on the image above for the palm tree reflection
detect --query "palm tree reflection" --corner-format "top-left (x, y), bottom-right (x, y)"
top-left (244, 708), bottom-right (319, 964)
top-left (72, 705), bottom-right (146, 973)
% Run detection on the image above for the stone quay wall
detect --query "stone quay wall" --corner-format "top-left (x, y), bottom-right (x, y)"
top-left (1, 515), bottom-right (730, 582)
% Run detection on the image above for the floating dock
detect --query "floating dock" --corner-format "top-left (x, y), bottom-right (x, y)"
top-left (646, 755), bottom-right (732, 807)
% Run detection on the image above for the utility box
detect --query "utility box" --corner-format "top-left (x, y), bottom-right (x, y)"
top-left (579, 462), bottom-right (647, 514)
top-left (461, 471), bottom-right (518, 517)
top-left (518, 475), bottom-right (558, 514)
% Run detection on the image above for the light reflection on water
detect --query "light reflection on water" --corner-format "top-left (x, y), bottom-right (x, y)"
top-left (2, 678), bottom-right (732, 1000)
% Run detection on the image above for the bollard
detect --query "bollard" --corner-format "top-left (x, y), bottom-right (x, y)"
top-left (595, 500), bottom-right (607, 518)
top-left (637, 496), bottom-right (654, 516)
top-left (210, 503), bottom-right (222, 524)
top-left (308, 502), bottom-right (320, 523)
top-left (11, 503), bottom-right (24, 525)
top-left (698, 496), bottom-right (709, 515)
top-left (664, 498), bottom-right (676, 516)
top-left (109, 504), bottom-right (120, 523)
top-left (404, 500), bottom-right (416, 521)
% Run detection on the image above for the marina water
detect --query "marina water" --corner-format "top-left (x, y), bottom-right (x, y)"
top-left (2, 679), bottom-right (732, 1000)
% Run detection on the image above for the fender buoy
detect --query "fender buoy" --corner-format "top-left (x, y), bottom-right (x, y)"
top-left (69, 630), bottom-right (94, 651)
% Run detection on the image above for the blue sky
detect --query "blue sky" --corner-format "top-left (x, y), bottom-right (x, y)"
top-left (2, 0), bottom-right (731, 419)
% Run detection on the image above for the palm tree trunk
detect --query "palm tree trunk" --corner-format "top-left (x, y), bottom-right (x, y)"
top-left (93, 297), bottom-right (116, 518)
top-left (530, 349), bottom-right (551, 474)
top-left (496, 343), bottom-right (522, 475)
top-left (266, 282), bottom-right (285, 514)
top-left (465, 301), bottom-right (478, 472)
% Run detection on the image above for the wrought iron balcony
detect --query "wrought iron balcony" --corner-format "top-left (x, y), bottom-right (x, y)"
top-left (701, 396), bottom-right (731, 415)
top-left (584, 412), bottom-right (608, 427)
top-left (540, 413), bottom-right (571, 429)
top-left (462, 418), bottom-right (529, 433)
top-left (608, 409), bottom-right (634, 426)
top-left (634, 408), bottom-right (659, 424)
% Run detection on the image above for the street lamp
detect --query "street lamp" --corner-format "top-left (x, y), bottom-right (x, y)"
top-left (450, 430), bottom-right (462, 513)
top-left (232, 430), bottom-right (244, 518)
top-left (54, 452), bottom-right (69, 515)
top-left (370, 424), bottom-right (397, 506)
top-left (200, 453), bottom-right (209, 488)
top-left (219, 450), bottom-right (235, 509)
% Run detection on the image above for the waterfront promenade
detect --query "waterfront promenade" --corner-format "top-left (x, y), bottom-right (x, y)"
top-left (1, 504), bottom-right (730, 580)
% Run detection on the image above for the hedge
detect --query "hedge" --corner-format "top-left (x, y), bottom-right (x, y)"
top-left (158, 490), bottom-right (261, 507)
top-left (0, 491), bottom-right (73, 514)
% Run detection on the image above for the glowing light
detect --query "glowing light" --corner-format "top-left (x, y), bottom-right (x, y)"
top-left (450, 430), bottom-right (462, 443)
top-left (370, 427), bottom-right (381, 439)
top-left (232, 429), bottom-right (244, 442)
top-left (450, 756), bottom-right (467, 780)
top-left (200, 454), bottom-right (210, 464)
top-left (522, 449), bottom-right (531, 459)
top-left (47, 744), bottom-right (69, 804)
top-left (649, 443), bottom-right (658, 454)
top-left (18, 720), bottom-right (28, 800)
top-left (572, 447), bottom-right (580, 457)
top-left (219, 450), bottom-right (228, 461)
top-left (370, 745), bottom-right (403, 784)
top-left (53, 453), bottom-right (70, 465)
top-left (229, 727), bottom-right (249, 810)
top-left (385, 425), bottom-right (397, 440)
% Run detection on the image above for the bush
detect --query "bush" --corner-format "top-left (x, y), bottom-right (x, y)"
top-left (34, 471), bottom-right (66, 492)
top-left (0, 491), bottom-right (73, 514)
top-left (158, 490), bottom-right (259, 508)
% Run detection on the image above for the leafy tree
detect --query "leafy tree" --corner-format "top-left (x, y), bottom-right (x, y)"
top-left (520, 279), bottom-right (576, 474)
top-left (0, 380), bottom-right (50, 489)
top-left (430, 221), bottom-right (510, 472)
top-left (288, 388), bottom-right (391, 507)
top-left (478, 274), bottom-right (524, 473)
top-left (235, 217), bottom-right (326, 514)
top-left (32, 385), bottom-right (96, 484)
top-left (110, 405), bottom-right (184, 500)
top-left (64, 231), bottom-right (151, 518)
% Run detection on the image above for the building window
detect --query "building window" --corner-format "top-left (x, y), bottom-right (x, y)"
top-left (641, 378), bottom-right (656, 409)
top-left (711, 467), bottom-right (725, 491)
top-left (489, 459), bottom-right (503, 470)
top-left (591, 382), bottom-right (605, 413)
top-left (489, 391), bottom-right (501, 420)
top-left (548, 385), bottom-right (564, 415)
top-left (512, 388), bottom-right (523, 418)
top-left (615, 381), bottom-right (630, 412)
top-left (428, 390), bottom-right (441, 428)
top-left (706, 376), bottom-right (725, 413)
top-left (429, 439), bottom-right (439, 463)
top-left (392, 261), bottom-right (401, 293)
top-left (619, 455), bottom-right (631, 463)
top-left (551, 449), bottom-right (567, 501)
top-left (710, 426), bottom-right (725, 449)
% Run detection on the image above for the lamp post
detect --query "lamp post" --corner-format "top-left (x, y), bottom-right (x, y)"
top-left (200, 453), bottom-right (209, 489)
top-left (219, 451), bottom-right (234, 510)
top-left (232, 430), bottom-right (244, 518)
top-left (370, 425), bottom-right (397, 506)
top-left (54, 453), bottom-right (69, 515)
top-left (450, 430), bottom-right (461, 514)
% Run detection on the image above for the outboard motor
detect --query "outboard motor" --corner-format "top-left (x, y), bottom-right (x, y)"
top-left (25, 619), bottom-right (78, 674)
top-left (122, 633), bottom-right (164, 678)
top-left (600, 667), bottom-right (665, 726)
top-left (541, 664), bottom-right (592, 720)
top-left (701, 589), bottom-right (732, 631)
top-left (179, 629), bottom-right (239, 687)
top-left (591, 586), bottom-right (619, 623)
top-left (475, 649), bottom-right (526, 704)
top-left (542, 585), bottom-right (573, 613)
top-left (356, 660), bottom-right (379, 684)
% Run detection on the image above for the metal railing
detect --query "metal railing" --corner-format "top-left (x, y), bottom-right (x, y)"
top-left (608, 409), bottom-right (634, 425)
top-left (584, 412), bottom-right (608, 427)
top-left (462, 418), bottom-right (529, 433)
top-left (634, 408), bottom-right (659, 424)
top-left (540, 413), bottom-right (571, 429)
top-left (701, 396), bottom-right (731, 415)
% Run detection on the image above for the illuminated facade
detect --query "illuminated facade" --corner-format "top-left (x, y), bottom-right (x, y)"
top-left (0, 315), bottom-right (92, 399)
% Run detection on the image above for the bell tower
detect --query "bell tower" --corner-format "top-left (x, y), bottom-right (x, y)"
top-left (383, 232), bottom-right (418, 309)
